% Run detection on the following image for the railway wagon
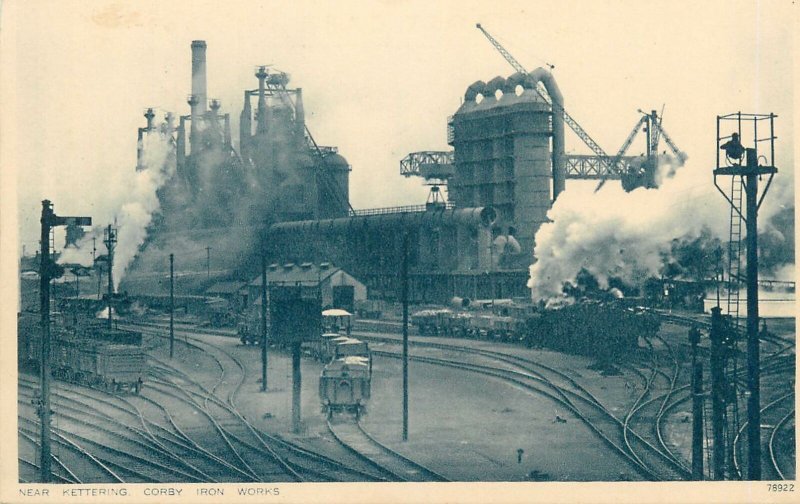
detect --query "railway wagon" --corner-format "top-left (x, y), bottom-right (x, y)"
top-left (305, 332), bottom-right (343, 360)
top-left (50, 341), bottom-right (145, 393)
top-left (411, 309), bottom-right (453, 335)
top-left (333, 337), bottom-right (372, 376)
top-left (320, 356), bottom-right (371, 418)
top-left (20, 312), bottom-right (146, 394)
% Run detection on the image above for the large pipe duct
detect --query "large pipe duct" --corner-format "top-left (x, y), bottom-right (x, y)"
top-left (270, 206), bottom-right (497, 234)
top-left (523, 68), bottom-right (565, 199)
top-left (190, 41), bottom-right (207, 117)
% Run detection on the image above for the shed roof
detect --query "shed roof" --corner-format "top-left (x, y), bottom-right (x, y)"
top-left (206, 281), bottom-right (247, 295)
top-left (249, 263), bottom-right (341, 287)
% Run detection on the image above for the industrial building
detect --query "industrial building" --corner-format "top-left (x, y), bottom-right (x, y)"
top-left (130, 40), bottom-right (573, 302)
top-left (264, 71), bottom-right (569, 302)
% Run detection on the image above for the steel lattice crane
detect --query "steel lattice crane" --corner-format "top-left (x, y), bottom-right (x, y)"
top-left (477, 23), bottom-right (686, 192)
top-left (476, 23), bottom-right (612, 165)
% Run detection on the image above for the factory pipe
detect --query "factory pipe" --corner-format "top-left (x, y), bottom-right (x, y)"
top-left (190, 41), bottom-right (207, 117)
top-left (524, 68), bottom-right (565, 200)
top-left (223, 113), bottom-right (231, 148)
top-left (269, 206), bottom-right (497, 234)
top-left (294, 88), bottom-right (305, 146)
top-left (255, 66), bottom-right (268, 135)
top-left (240, 91), bottom-right (252, 151)
top-left (136, 128), bottom-right (145, 171)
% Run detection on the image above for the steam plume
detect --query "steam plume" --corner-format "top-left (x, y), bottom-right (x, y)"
top-left (528, 156), bottom-right (794, 302)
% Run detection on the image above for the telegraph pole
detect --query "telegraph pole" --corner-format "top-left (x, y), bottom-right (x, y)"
top-left (261, 252), bottom-right (268, 391)
top-left (206, 246), bottom-right (211, 280)
top-left (402, 232), bottom-right (409, 441)
top-left (169, 253), bottom-right (175, 358)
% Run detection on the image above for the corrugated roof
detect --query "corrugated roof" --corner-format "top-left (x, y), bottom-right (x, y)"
top-left (249, 263), bottom-right (341, 286)
top-left (206, 281), bottom-right (247, 294)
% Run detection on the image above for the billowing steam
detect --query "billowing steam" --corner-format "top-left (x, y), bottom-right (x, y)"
top-left (528, 155), bottom-right (794, 302)
top-left (58, 130), bottom-right (175, 290)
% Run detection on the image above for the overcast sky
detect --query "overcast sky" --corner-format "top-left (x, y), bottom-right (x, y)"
top-left (1, 0), bottom-right (795, 252)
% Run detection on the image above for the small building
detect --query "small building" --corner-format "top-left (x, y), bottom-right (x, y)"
top-left (248, 262), bottom-right (367, 313)
top-left (205, 281), bottom-right (248, 311)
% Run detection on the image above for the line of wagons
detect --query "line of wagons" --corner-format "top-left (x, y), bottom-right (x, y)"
top-left (238, 309), bottom-right (372, 419)
top-left (312, 310), bottom-right (372, 420)
top-left (410, 307), bottom-right (531, 342)
top-left (410, 301), bottom-right (660, 363)
top-left (18, 311), bottom-right (146, 394)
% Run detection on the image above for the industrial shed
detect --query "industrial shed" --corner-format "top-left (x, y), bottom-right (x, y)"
top-left (248, 263), bottom-right (367, 313)
top-left (205, 281), bottom-right (248, 311)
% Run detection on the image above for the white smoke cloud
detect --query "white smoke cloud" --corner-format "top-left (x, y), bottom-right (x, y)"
top-left (57, 129), bottom-right (175, 291)
top-left (528, 156), bottom-right (793, 302)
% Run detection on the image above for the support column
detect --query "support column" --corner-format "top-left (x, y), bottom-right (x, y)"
top-left (261, 253), bottom-right (268, 391)
top-left (709, 307), bottom-right (726, 480)
top-left (744, 149), bottom-right (761, 480)
top-left (169, 253), bottom-right (174, 358)
top-left (292, 342), bottom-right (302, 434)
top-left (38, 201), bottom-right (53, 483)
top-left (689, 326), bottom-right (704, 480)
top-left (402, 232), bottom-right (409, 441)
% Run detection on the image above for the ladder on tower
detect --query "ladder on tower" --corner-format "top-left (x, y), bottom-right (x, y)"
top-left (726, 175), bottom-right (744, 323)
top-left (724, 174), bottom-right (744, 478)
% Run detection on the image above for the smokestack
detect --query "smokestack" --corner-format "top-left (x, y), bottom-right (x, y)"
top-left (223, 113), bottom-right (231, 148)
top-left (295, 87), bottom-right (305, 141)
top-left (163, 112), bottom-right (174, 137)
top-left (144, 108), bottom-right (156, 131)
top-left (240, 90), bottom-right (252, 152)
top-left (136, 128), bottom-right (145, 171)
top-left (255, 66), bottom-right (269, 135)
top-left (191, 41), bottom-right (208, 117)
top-left (177, 116), bottom-right (186, 174)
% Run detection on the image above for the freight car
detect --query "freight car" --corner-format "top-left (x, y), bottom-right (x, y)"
top-left (319, 356), bottom-right (371, 419)
top-left (18, 311), bottom-right (146, 394)
top-left (410, 300), bottom-right (660, 361)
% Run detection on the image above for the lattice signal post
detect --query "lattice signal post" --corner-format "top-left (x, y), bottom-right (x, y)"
top-left (712, 112), bottom-right (777, 480)
top-left (38, 201), bottom-right (91, 482)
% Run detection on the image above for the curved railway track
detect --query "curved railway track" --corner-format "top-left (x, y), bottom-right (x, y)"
top-left (121, 320), bottom-right (390, 482)
top-left (108, 314), bottom-right (792, 482)
top-left (327, 419), bottom-right (448, 482)
top-left (732, 390), bottom-right (795, 480)
top-left (769, 407), bottom-right (796, 480)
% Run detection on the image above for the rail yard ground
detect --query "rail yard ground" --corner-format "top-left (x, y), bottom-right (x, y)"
top-left (17, 311), bottom-right (795, 483)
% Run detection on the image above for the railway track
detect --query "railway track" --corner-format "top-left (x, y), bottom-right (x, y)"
top-left (134, 318), bottom-right (693, 480)
top-left (327, 419), bottom-right (448, 482)
top-left (732, 389), bottom-right (795, 480)
top-left (18, 384), bottom-right (204, 483)
top-left (120, 320), bottom-right (390, 482)
top-left (116, 315), bottom-right (792, 482)
top-left (769, 407), bottom-right (796, 480)
top-left (371, 346), bottom-right (689, 481)
top-left (19, 374), bottom-right (226, 483)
